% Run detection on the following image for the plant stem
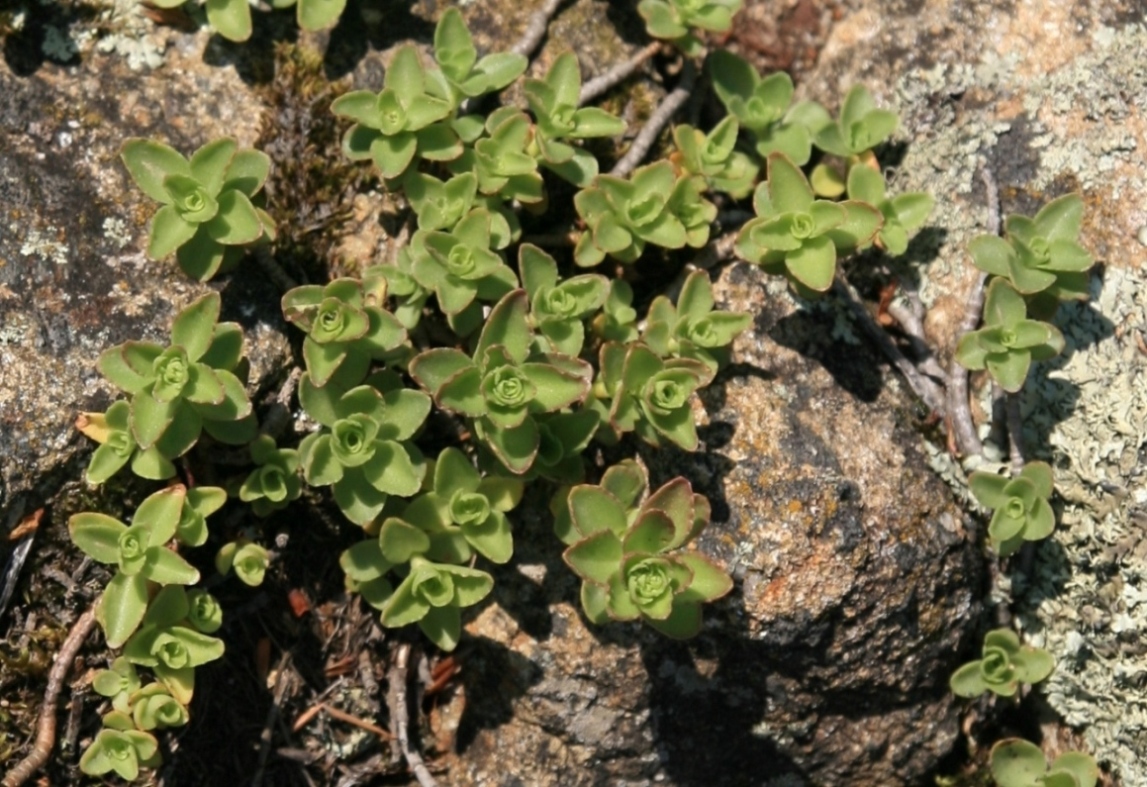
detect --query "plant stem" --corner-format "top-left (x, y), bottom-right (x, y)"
top-left (947, 162), bottom-right (1000, 458)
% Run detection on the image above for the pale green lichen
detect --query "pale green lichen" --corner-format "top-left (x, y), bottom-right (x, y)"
top-left (92, 0), bottom-right (167, 71)
top-left (19, 225), bottom-right (69, 265)
top-left (101, 217), bottom-right (132, 248)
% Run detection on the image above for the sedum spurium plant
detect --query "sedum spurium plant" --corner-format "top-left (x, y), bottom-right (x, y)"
top-left (69, 486), bottom-right (202, 648)
top-left (950, 628), bottom-right (1054, 698)
top-left (524, 52), bottom-right (628, 186)
top-left (845, 164), bottom-right (935, 256)
top-left (708, 50), bottom-right (830, 166)
top-left (121, 137), bottom-right (275, 281)
top-left (969, 461), bottom-right (1056, 556)
top-left (955, 278), bottom-right (1065, 393)
top-left (142, 0), bottom-right (348, 43)
top-left (562, 464), bottom-right (733, 637)
top-left (332, 45), bottom-right (460, 181)
top-left (410, 289), bottom-right (592, 474)
top-left (64, 2), bottom-right (1104, 782)
top-left (969, 193), bottom-right (1094, 312)
top-left (638, 0), bottom-right (743, 55)
top-left (989, 740), bottom-right (1098, 787)
top-left (574, 159), bottom-right (717, 267)
top-left (83, 292), bottom-right (254, 482)
top-left (735, 153), bottom-right (881, 295)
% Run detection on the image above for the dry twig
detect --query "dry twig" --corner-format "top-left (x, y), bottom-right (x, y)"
top-left (946, 163), bottom-right (999, 458)
top-left (2, 607), bottom-right (97, 787)
top-left (884, 301), bottom-right (949, 386)
top-left (388, 644), bottom-right (438, 787)
top-left (511, 0), bottom-right (565, 58)
top-left (579, 42), bottom-right (662, 106)
top-left (610, 59), bottom-right (696, 178)
top-left (833, 276), bottom-right (948, 416)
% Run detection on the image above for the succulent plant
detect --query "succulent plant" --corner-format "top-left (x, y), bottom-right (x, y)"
top-left (955, 278), bottom-right (1065, 393)
top-left (366, 253), bottom-right (432, 331)
top-left (563, 469), bottom-right (731, 637)
top-left (950, 628), bottom-right (1054, 698)
top-left (215, 540), bottom-right (270, 586)
top-left (735, 153), bottom-right (881, 294)
top-left (92, 657), bottom-right (142, 715)
top-left (432, 7), bottom-right (527, 103)
top-left (92, 293), bottom-right (255, 480)
top-left (270, 0), bottom-right (347, 31)
top-left (574, 160), bottom-right (717, 267)
top-left (989, 739), bottom-right (1098, 787)
top-left (121, 137), bottom-right (274, 280)
top-left (238, 435), bottom-right (303, 517)
top-left (282, 277), bottom-right (409, 389)
top-left (297, 378), bottom-right (430, 525)
top-left (122, 584), bottom-right (225, 705)
top-left (173, 486), bottom-right (227, 548)
top-left (520, 243), bottom-right (609, 356)
top-left (671, 117), bottom-right (758, 198)
top-left (524, 52), bottom-right (628, 186)
top-left (333, 45), bottom-right (460, 180)
top-left (406, 208), bottom-right (519, 318)
top-left (643, 269), bottom-right (751, 372)
top-left (403, 170), bottom-right (479, 233)
top-left (639, 0), bottom-right (743, 54)
top-left (449, 107), bottom-right (545, 204)
top-left (393, 447), bottom-right (523, 565)
top-left (813, 84), bottom-right (899, 158)
top-left (970, 194), bottom-right (1093, 300)
top-left (591, 279), bottom-right (640, 344)
top-left (845, 164), bottom-right (935, 256)
top-left (410, 290), bottom-right (592, 474)
top-left (708, 50), bottom-right (830, 166)
top-left (130, 684), bottom-right (191, 731)
top-left (69, 487), bottom-right (201, 647)
top-left (969, 461), bottom-right (1056, 556)
top-left (598, 342), bottom-right (712, 450)
top-left (79, 724), bottom-right (159, 780)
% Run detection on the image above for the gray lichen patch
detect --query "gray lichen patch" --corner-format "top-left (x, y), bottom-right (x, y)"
top-left (1009, 265), bottom-right (1147, 785)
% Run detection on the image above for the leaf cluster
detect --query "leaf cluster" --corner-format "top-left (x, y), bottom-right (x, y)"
top-left (949, 628), bottom-right (1054, 698)
top-left (83, 293), bottom-right (254, 482)
top-left (121, 138), bottom-right (275, 281)
top-left (558, 462), bottom-right (733, 638)
top-left (989, 739), bottom-right (1098, 787)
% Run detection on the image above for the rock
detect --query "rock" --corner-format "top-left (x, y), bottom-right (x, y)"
top-left (798, 1), bottom-right (1147, 782)
top-left (441, 264), bottom-right (983, 787)
top-left (0, 31), bottom-right (289, 535)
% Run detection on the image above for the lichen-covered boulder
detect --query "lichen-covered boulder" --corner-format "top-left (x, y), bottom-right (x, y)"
top-left (800, 1), bottom-right (1147, 782)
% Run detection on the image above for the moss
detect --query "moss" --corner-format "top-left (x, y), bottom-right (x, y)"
top-left (257, 42), bottom-right (368, 283)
